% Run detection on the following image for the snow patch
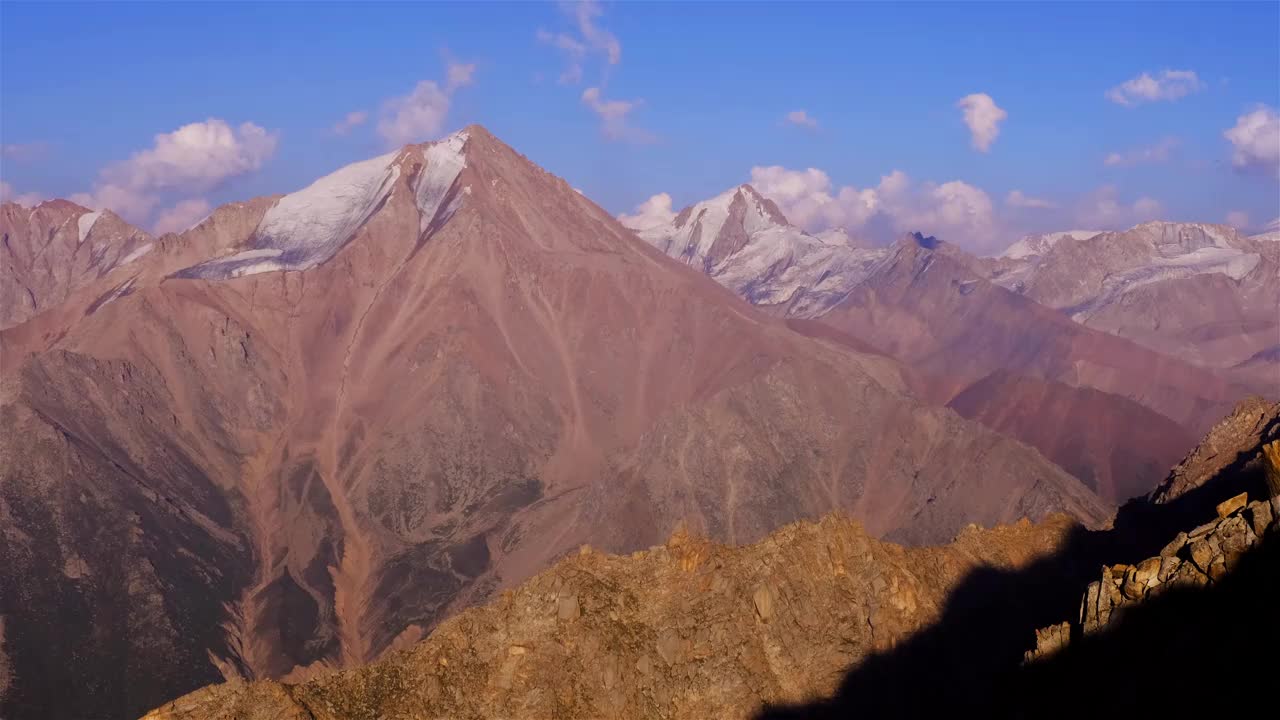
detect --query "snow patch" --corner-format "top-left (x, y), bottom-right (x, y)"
top-left (77, 212), bottom-right (102, 244)
top-left (118, 242), bottom-right (154, 266)
top-left (174, 130), bottom-right (472, 280)
top-left (414, 130), bottom-right (468, 233)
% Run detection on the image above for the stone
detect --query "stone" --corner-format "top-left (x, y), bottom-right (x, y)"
top-left (656, 628), bottom-right (682, 666)
top-left (1246, 500), bottom-right (1273, 538)
top-left (1189, 539), bottom-right (1216, 574)
top-left (1134, 557), bottom-right (1162, 588)
top-left (1215, 492), bottom-right (1248, 518)
top-left (1121, 566), bottom-right (1146, 601)
top-left (1157, 556), bottom-right (1181, 584)
top-left (557, 594), bottom-right (580, 622)
top-left (1207, 556), bottom-right (1228, 582)
top-left (1159, 532), bottom-right (1188, 558)
top-left (753, 584), bottom-right (775, 622)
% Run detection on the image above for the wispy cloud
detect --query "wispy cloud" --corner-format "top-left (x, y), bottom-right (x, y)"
top-left (956, 93), bottom-right (1006, 152)
top-left (1106, 70), bottom-right (1204, 106)
top-left (1, 142), bottom-right (50, 162)
top-left (329, 110), bottom-right (369, 136)
top-left (1225, 210), bottom-right (1250, 229)
top-left (0, 181), bottom-right (43, 207)
top-left (537, 0), bottom-right (620, 85)
top-left (152, 198), bottom-right (212, 235)
top-left (581, 87), bottom-right (654, 143)
top-left (782, 110), bottom-right (819, 129)
top-left (1005, 190), bottom-right (1057, 209)
top-left (1103, 137), bottom-right (1179, 167)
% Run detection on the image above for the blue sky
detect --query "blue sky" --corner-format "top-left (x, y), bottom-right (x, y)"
top-left (2, 1), bottom-right (1277, 251)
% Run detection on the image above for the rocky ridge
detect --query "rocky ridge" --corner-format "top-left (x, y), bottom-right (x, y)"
top-left (143, 399), bottom-right (1280, 720)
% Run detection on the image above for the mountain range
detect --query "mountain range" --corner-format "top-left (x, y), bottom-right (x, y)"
top-left (0, 127), bottom-right (1274, 720)
top-left (0, 127), bottom-right (1117, 720)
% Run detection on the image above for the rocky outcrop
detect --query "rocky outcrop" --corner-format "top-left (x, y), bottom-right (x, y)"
top-left (1150, 396), bottom-right (1280, 504)
top-left (142, 515), bottom-right (1080, 720)
top-left (1023, 404), bottom-right (1280, 663)
top-left (1028, 491), bottom-right (1277, 661)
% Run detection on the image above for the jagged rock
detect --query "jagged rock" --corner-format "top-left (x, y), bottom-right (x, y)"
top-left (1134, 558), bottom-right (1161, 589)
top-left (1216, 492), bottom-right (1249, 518)
top-left (1189, 538), bottom-right (1218, 574)
top-left (1151, 398), bottom-right (1280, 504)
top-left (1159, 532), bottom-right (1188, 557)
top-left (1247, 500), bottom-right (1273, 537)
top-left (1157, 556), bottom-right (1182, 584)
top-left (1025, 622), bottom-right (1071, 662)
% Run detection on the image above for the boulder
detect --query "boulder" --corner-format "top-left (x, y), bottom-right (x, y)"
top-left (1215, 492), bottom-right (1248, 518)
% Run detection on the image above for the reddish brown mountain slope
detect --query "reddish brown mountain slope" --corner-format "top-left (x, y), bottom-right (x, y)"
top-left (0, 127), bottom-right (1104, 720)
top-left (1, 200), bottom-right (153, 329)
top-left (947, 371), bottom-right (1197, 504)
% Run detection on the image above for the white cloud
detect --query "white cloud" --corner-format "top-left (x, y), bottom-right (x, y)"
top-left (748, 166), bottom-right (880, 230)
top-left (537, 0), bottom-right (619, 85)
top-left (0, 181), bottom-right (43, 206)
top-left (152, 198), bottom-right (212, 235)
top-left (783, 110), bottom-right (819, 129)
top-left (1225, 210), bottom-right (1250, 229)
top-left (1106, 70), bottom-right (1204, 106)
top-left (956, 93), bottom-right (1006, 152)
top-left (376, 61), bottom-right (475, 148)
top-left (581, 87), bottom-right (654, 143)
top-left (617, 192), bottom-right (676, 230)
top-left (1005, 190), bottom-right (1057, 209)
top-left (749, 165), bottom-right (1001, 252)
top-left (1075, 185), bottom-right (1163, 228)
top-left (70, 118), bottom-right (277, 227)
top-left (1224, 105), bottom-right (1280, 175)
top-left (1103, 137), bottom-right (1179, 167)
top-left (330, 110), bottom-right (369, 136)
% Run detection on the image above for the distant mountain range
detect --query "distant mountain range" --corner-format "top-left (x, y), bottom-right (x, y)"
top-left (629, 187), bottom-right (1276, 503)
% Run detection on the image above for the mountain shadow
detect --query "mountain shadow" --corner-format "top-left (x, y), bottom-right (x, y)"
top-left (755, 432), bottom-right (1277, 720)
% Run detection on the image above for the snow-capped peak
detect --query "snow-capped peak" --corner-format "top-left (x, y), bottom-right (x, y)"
top-left (176, 130), bottom-right (471, 280)
top-left (638, 183), bottom-right (885, 316)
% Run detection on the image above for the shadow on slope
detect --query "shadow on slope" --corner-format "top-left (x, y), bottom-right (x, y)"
top-left (756, 443), bottom-right (1276, 720)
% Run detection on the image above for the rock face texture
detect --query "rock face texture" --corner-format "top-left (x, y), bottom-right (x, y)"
top-left (1024, 400), bottom-right (1280, 664)
top-left (0, 127), bottom-right (1106, 720)
top-left (141, 515), bottom-right (1080, 720)
top-left (0, 200), bottom-right (154, 329)
top-left (143, 399), bottom-right (1280, 720)
top-left (987, 222), bottom-right (1280, 383)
